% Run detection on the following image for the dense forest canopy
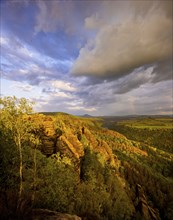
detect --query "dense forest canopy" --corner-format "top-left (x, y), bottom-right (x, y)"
top-left (0, 96), bottom-right (173, 220)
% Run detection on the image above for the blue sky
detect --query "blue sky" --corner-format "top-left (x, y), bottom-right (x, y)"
top-left (0, 0), bottom-right (172, 115)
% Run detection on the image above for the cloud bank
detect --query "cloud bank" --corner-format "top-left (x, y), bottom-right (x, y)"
top-left (1, 0), bottom-right (172, 116)
top-left (72, 1), bottom-right (172, 80)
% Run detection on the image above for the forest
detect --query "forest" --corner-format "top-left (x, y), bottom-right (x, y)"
top-left (0, 96), bottom-right (173, 220)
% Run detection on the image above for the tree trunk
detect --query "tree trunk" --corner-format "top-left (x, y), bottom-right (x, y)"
top-left (32, 146), bottom-right (37, 205)
top-left (17, 136), bottom-right (23, 211)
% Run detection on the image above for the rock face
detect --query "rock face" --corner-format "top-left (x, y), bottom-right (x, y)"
top-left (56, 134), bottom-right (84, 159)
top-left (32, 209), bottom-right (81, 220)
top-left (40, 116), bottom-right (84, 159)
top-left (41, 116), bottom-right (58, 156)
top-left (135, 184), bottom-right (161, 220)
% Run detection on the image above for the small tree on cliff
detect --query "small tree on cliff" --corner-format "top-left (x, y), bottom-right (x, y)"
top-left (0, 96), bottom-right (34, 209)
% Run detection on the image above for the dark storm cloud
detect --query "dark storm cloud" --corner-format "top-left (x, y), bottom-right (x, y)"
top-left (34, 0), bottom-right (100, 34)
top-left (76, 66), bottom-right (154, 101)
top-left (72, 63), bottom-right (172, 112)
top-left (151, 59), bottom-right (173, 83)
top-left (72, 1), bottom-right (172, 80)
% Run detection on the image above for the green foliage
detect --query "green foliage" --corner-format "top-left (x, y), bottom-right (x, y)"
top-left (0, 96), bottom-right (43, 217)
top-left (1, 98), bottom-right (173, 219)
top-left (117, 117), bottom-right (173, 129)
top-left (78, 147), bottom-right (135, 219)
top-left (75, 181), bottom-right (110, 220)
top-left (80, 147), bottom-right (104, 182)
top-left (0, 128), bottom-right (19, 189)
top-left (33, 154), bottom-right (78, 213)
top-left (111, 122), bottom-right (173, 153)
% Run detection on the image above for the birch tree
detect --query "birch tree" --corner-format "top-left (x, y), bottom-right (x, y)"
top-left (0, 96), bottom-right (34, 210)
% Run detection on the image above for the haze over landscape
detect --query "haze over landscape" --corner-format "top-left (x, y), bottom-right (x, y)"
top-left (0, 0), bottom-right (172, 115)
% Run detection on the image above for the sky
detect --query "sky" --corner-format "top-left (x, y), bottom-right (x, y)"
top-left (0, 0), bottom-right (172, 116)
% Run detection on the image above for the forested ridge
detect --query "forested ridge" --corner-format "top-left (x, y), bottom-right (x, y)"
top-left (0, 97), bottom-right (173, 220)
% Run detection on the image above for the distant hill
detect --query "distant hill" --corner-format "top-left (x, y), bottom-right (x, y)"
top-left (79, 114), bottom-right (93, 118)
top-left (39, 111), bottom-right (70, 116)
top-left (40, 112), bottom-right (172, 119)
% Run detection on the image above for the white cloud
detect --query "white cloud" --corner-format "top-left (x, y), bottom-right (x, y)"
top-left (52, 80), bottom-right (77, 92)
top-left (10, 81), bottom-right (33, 92)
top-left (68, 106), bottom-right (96, 112)
top-left (0, 36), bottom-right (8, 46)
top-left (40, 80), bottom-right (77, 93)
top-left (53, 92), bottom-right (73, 99)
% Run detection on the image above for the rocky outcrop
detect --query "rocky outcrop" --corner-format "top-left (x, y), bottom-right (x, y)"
top-left (39, 116), bottom-right (84, 158)
top-left (31, 209), bottom-right (81, 220)
top-left (41, 117), bottom-right (58, 156)
top-left (135, 184), bottom-right (161, 220)
top-left (56, 135), bottom-right (84, 159)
